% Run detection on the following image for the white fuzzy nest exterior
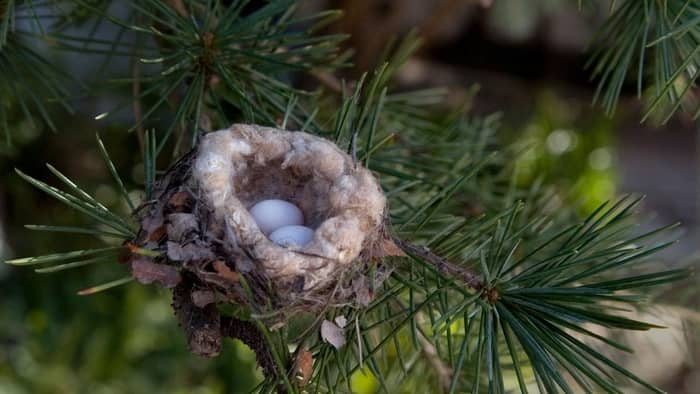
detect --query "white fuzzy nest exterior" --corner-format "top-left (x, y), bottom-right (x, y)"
top-left (192, 124), bottom-right (386, 291)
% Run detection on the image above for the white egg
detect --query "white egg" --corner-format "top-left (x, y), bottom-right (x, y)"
top-left (249, 199), bottom-right (304, 234)
top-left (269, 225), bottom-right (315, 248)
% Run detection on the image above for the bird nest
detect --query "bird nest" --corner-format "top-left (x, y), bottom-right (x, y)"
top-left (125, 124), bottom-right (396, 357)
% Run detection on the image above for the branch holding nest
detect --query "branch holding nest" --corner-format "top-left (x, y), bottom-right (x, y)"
top-left (391, 235), bottom-right (483, 292)
top-left (172, 278), bottom-right (277, 378)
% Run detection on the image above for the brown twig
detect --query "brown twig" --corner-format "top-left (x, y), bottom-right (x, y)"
top-left (391, 235), bottom-right (483, 291)
top-left (220, 316), bottom-right (277, 378)
top-left (172, 279), bottom-right (222, 357)
top-left (172, 277), bottom-right (278, 382)
top-left (416, 311), bottom-right (453, 392)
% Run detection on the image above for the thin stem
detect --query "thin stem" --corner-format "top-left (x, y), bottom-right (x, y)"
top-left (391, 235), bottom-right (484, 291)
top-left (221, 316), bottom-right (277, 380)
top-left (416, 311), bottom-right (453, 391)
top-left (254, 319), bottom-right (296, 393)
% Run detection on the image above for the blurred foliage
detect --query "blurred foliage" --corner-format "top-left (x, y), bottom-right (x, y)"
top-left (0, 109), bottom-right (227, 394)
top-left (0, 118), bottom-right (261, 394)
top-left (512, 91), bottom-right (618, 213)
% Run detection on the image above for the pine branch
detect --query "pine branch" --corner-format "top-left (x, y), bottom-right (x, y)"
top-left (587, 0), bottom-right (700, 122)
top-left (5, 133), bottom-right (136, 294)
top-left (392, 235), bottom-right (484, 292)
top-left (74, 0), bottom-right (348, 157)
top-left (2, 3), bottom-right (693, 393)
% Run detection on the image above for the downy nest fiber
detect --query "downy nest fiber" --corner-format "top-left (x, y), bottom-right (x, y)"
top-left (130, 124), bottom-right (388, 318)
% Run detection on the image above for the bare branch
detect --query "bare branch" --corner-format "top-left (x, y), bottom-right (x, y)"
top-left (391, 235), bottom-right (483, 291)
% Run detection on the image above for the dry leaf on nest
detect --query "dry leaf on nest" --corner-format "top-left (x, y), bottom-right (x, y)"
top-left (167, 190), bottom-right (193, 212)
top-left (212, 260), bottom-right (239, 283)
top-left (166, 213), bottom-right (198, 241)
top-left (321, 318), bottom-right (346, 349)
top-left (373, 237), bottom-right (405, 258)
top-left (141, 215), bottom-right (164, 233)
top-left (167, 241), bottom-right (213, 261)
top-left (131, 257), bottom-right (181, 288)
top-left (147, 225), bottom-right (167, 242)
top-left (191, 289), bottom-right (217, 307)
top-left (295, 348), bottom-right (313, 387)
top-left (352, 276), bottom-right (373, 306)
top-left (334, 315), bottom-right (347, 328)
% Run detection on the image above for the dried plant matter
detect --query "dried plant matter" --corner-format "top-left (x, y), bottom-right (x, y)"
top-left (127, 123), bottom-right (392, 358)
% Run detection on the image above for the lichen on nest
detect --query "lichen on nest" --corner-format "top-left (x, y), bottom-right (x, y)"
top-left (126, 123), bottom-right (396, 357)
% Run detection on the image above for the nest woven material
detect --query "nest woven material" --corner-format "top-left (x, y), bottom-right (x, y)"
top-left (192, 124), bottom-right (386, 291)
top-left (129, 124), bottom-right (393, 324)
top-left (128, 124), bottom-right (394, 357)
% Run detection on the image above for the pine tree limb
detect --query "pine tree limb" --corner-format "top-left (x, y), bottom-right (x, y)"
top-left (220, 316), bottom-right (277, 380)
top-left (391, 235), bottom-right (484, 292)
top-left (172, 275), bottom-right (279, 385)
top-left (172, 279), bottom-right (222, 357)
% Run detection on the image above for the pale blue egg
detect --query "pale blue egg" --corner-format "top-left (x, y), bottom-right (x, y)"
top-left (249, 199), bottom-right (304, 234)
top-left (269, 225), bottom-right (315, 248)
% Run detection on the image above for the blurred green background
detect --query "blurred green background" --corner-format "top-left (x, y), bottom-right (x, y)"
top-left (1, 1), bottom-right (698, 393)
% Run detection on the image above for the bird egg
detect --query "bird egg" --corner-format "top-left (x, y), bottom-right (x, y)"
top-left (249, 199), bottom-right (304, 234)
top-left (269, 225), bottom-right (315, 248)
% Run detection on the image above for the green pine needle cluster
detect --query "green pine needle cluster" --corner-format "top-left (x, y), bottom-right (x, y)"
top-left (587, 0), bottom-right (700, 122)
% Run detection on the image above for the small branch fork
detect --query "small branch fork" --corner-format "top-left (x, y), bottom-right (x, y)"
top-left (172, 280), bottom-right (277, 378)
top-left (220, 316), bottom-right (276, 377)
top-left (391, 235), bottom-right (484, 292)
